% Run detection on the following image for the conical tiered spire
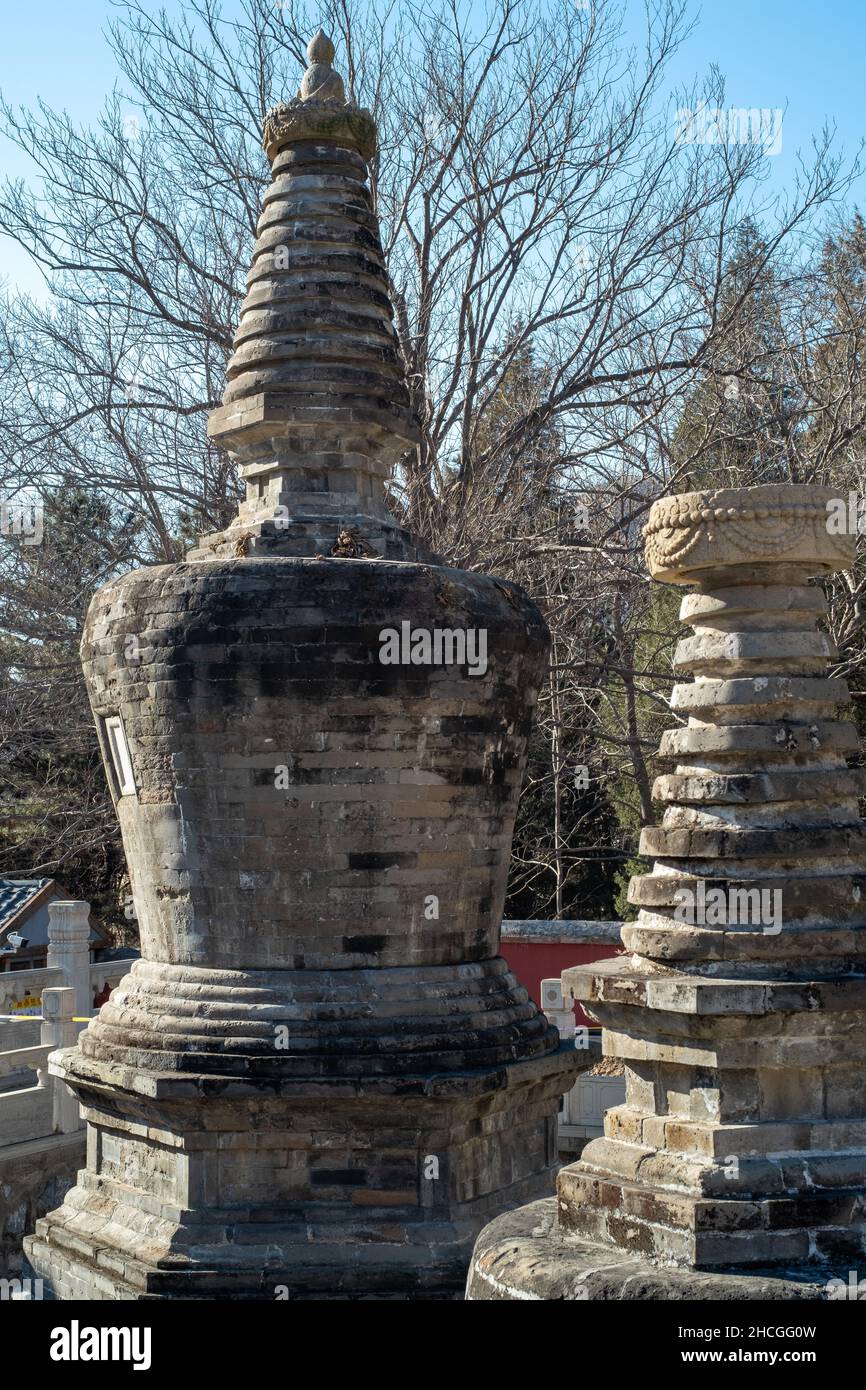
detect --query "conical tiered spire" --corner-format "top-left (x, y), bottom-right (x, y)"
top-left (192, 31), bottom-right (422, 560)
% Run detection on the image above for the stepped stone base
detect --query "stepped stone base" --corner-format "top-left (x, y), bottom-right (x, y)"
top-left (25, 1043), bottom-right (577, 1300)
top-left (465, 1200), bottom-right (851, 1301)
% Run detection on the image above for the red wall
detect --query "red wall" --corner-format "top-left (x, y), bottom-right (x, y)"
top-left (501, 941), bottom-right (622, 1025)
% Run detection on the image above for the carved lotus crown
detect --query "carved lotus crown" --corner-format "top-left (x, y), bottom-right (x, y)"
top-left (262, 27), bottom-right (375, 163)
top-left (643, 483), bottom-right (855, 582)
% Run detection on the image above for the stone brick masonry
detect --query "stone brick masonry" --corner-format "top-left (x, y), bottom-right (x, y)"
top-left (24, 30), bottom-right (578, 1300)
top-left (467, 483), bottom-right (866, 1300)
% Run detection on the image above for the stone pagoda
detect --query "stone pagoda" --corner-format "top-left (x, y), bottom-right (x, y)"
top-left (25, 31), bottom-right (576, 1300)
top-left (468, 483), bottom-right (866, 1299)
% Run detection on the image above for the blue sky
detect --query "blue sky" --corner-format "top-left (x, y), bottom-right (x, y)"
top-left (1, 0), bottom-right (864, 298)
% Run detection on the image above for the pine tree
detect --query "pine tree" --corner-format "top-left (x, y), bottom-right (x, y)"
top-left (672, 218), bottom-right (799, 488)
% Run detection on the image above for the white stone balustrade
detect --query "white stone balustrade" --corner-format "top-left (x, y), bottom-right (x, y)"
top-left (0, 988), bottom-right (84, 1146)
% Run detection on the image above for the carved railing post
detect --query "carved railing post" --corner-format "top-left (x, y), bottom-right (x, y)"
top-left (47, 901), bottom-right (91, 1021)
top-left (41, 987), bottom-right (83, 1134)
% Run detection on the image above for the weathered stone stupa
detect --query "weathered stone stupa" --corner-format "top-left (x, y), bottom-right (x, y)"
top-left (189, 29), bottom-right (424, 564)
top-left (25, 31), bottom-right (576, 1300)
top-left (468, 484), bottom-right (866, 1299)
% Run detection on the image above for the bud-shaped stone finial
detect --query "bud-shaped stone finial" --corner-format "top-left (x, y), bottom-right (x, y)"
top-left (308, 27), bottom-right (334, 63)
top-left (298, 27), bottom-right (345, 103)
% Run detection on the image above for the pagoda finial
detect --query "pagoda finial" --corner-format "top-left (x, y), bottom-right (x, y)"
top-left (198, 22), bottom-right (415, 561)
top-left (298, 27), bottom-right (346, 103)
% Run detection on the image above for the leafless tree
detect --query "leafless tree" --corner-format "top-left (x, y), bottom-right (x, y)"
top-left (0, 0), bottom-right (860, 920)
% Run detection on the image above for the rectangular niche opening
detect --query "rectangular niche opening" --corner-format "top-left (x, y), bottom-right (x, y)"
top-left (104, 714), bottom-right (137, 797)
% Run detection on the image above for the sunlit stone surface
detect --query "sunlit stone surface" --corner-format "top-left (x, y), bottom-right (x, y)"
top-left (24, 32), bottom-right (577, 1301)
top-left (467, 483), bottom-right (866, 1300)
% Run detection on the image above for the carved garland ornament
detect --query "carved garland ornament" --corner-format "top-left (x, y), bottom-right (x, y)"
top-left (643, 494), bottom-right (831, 571)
